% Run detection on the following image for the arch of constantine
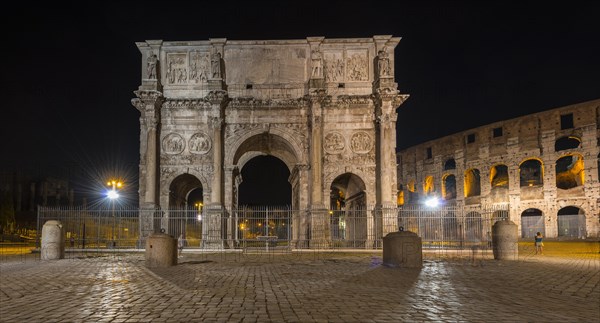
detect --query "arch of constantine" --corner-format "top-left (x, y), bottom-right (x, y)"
top-left (132, 36), bottom-right (408, 247)
top-left (397, 99), bottom-right (600, 238)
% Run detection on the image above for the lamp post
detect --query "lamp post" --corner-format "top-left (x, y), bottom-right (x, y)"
top-left (107, 180), bottom-right (123, 248)
top-left (195, 202), bottom-right (203, 245)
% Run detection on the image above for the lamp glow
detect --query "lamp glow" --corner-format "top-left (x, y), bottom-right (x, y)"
top-left (107, 190), bottom-right (119, 199)
top-left (425, 197), bottom-right (440, 208)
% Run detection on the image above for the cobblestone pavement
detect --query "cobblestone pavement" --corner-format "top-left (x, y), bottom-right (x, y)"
top-left (1, 249), bottom-right (598, 323)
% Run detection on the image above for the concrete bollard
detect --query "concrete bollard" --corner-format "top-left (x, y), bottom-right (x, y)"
top-left (383, 229), bottom-right (422, 268)
top-left (492, 220), bottom-right (518, 260)
top-left (145, 232), bottom-right (178, 267)
top-left (41, 220), bottom-right (65, 260)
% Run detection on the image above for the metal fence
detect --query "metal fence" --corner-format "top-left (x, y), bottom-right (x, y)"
top-left (36, 204), bottom-right (509, 252)
top-left (398, 205), bottom-right (509, 250)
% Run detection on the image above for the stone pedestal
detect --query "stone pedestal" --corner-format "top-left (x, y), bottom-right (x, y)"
top-left (492, 220), bottom-right (518, 260)
top-left (145, 232), bottom-right (177, 267)
top-left (310, 208), bottom-right (331, 249)
top-left (41, 220), bottom-right (65, 260)
top-left (382, 230), bottom-right (422, 268)
top-left (202, 206), bottom-right (225, 250)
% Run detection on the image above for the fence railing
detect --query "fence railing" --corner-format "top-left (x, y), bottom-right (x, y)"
top-left (35, 205), bottom-right (509, 251)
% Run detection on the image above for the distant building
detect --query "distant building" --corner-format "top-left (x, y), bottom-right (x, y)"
top-left (0, 169), bottom-right (81, 230)
top-left (397, 99), bottom-right (600, 239)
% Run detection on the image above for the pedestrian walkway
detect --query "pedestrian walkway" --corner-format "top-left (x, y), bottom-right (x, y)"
top-left (1, 247), bottom-right (598, 322)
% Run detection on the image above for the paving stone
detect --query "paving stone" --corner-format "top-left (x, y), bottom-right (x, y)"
top-left (1, 252), bottom-right (599, 322)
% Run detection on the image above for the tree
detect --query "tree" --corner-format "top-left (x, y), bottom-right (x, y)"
top-left (0, 187), bottom-right (16, 233)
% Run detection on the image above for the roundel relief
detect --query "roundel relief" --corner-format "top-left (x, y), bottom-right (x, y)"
top-left (188, 132), bottom-right (212, 154)
top-left (350, 131), bottom-right (372, 154)
top-left (324, 132), bottom-right (345, 154)
top-left (162, 133), bottom-right (185, 155)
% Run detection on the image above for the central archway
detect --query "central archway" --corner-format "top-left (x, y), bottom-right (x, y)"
top-left (238, 155), bottom-right (291, 206)
top-left (229, 132), bottom-right (300, 209)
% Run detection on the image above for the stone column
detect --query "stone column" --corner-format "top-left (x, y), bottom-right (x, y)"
top-left (308, 96), bottom-right (324, 206)
top-left (307, 95), bottom-right (330, 248)
top-left (203, 91), bottom-right (227, 249)
top-left (206, 90), bottom-right (227, 206)
top-left (374, 86), bottom-right (407, 240)
top-left (132, 90), bottom-right (163, 242)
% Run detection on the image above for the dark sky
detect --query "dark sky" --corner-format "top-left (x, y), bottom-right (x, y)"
top-left (2, 1), bottom-right (599, 204)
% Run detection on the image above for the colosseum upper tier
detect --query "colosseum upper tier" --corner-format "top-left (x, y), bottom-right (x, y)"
top-left (396, 99), bottom-right (600, 239)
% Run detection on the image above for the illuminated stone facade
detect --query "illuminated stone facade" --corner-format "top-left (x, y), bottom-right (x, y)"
top-left (397, 99), bottom-right (600, 238)
top-left (132, 37), bottom-right (408, 245)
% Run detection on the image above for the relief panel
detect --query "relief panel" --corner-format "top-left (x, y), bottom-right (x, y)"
top-left (345, 49), bottom-right (369, 82)
top-left (162, 133), bottom-right (185, 155)
top-left (189, 132), bottom-right (212, 154)
top-left (324, 51), bottom-right (344, 83)
top-left (166, 53), bottom-right (188, 84)
top-left (189, 51), bottom-right (210, 83)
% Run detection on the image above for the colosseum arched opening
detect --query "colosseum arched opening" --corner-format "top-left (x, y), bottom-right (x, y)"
top-left (442, 174), bottom-right (456, 201)
top-left (464, 169), bottom-right (481, 204)
top-left (490, 164), bottom-right (509, 203)
top-left (521, 208), bottom-right (545, 238)
top-left (557, 206), bottom-right (586, 238)
top-left (555, 136), bottom-right (581, 151)
top-left (555, 154), bottom-right (585, 194)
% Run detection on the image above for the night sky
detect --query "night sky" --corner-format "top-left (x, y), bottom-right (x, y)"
top-left (2, 1), bottom-right (599, 205)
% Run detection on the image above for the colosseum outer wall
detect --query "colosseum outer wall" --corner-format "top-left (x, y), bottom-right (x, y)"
top-left (397, 99), bottom-right (600, 238)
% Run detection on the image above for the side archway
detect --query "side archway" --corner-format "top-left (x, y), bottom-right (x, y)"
top-left (169, 174), bottom-right (203, 208)
top-left (329, 173), bottom-right (367, 247)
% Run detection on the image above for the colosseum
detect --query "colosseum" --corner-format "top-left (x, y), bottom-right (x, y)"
top-left (396, 99), bottom-right (600, 239)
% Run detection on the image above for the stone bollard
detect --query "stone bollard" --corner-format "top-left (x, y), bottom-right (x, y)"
top-left (383, 229), bottom-right (422, 268)
top-left (41, 220), bottom-right (65, 260)
top-left (492, 220), bottom-right (518, 260)
top-left (145, 232), bottom-right (178, 267)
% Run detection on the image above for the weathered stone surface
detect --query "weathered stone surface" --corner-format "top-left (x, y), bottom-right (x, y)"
top-left (133, 36), bottom-right (409, 245)
top-left (492, 220), bottom-right (519, 260)
top-left (397, 99), bottom-right (600, 238)
top-left (41, 220), bottom-right (65, 260)
top-left (382, 230), bottom-right (423, 268)
top-left (145, 232), bottom-right (177, 267)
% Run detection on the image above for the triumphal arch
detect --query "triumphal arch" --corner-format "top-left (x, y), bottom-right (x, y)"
top-left (132, 36), bottom-right (408, 248)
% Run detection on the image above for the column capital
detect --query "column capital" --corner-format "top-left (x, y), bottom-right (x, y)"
top-left (205, 90), bottom-right (229, 105)
top-left (132, 90), bottom-right (164, 112)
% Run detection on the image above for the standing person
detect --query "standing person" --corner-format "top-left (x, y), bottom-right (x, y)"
top-left (534, 232), bottom-right (544, 255)
top-left (178, 234), bottom-right (184, 258)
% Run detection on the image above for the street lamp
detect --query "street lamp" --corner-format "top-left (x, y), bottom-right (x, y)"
top-left (107, 180), bottom-right (123, 247)
top-left (195, 202), bottom-right (203, 221)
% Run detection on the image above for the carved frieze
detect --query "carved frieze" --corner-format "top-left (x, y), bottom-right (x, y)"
top-left (324, 150), bottom-right (375, 165)
top-left (331, 95), bottom-right (373, 109)
top-left (163, 99), bottom-right (211, 110)
top-left (324, 132), bottom-right (345, 154)
top-left (160, 154), bottom-right (211, 165)
top-left (189, 51), bottom-right (210, 83)
top-left (350, 131), bottom-right (373, 154)
top-left (162, 133), bottom-right (185, 154)
top-left (228, 97), bottom-right (308, 109)
top-left (189, 132), bottom-right (212, 154)
top-left (166, 53), bottom-right (188, 84)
